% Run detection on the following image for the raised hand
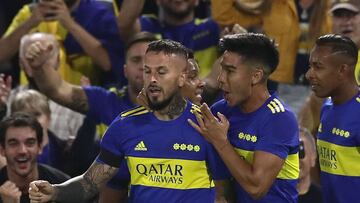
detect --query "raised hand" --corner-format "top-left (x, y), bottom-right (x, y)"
top-left (28, 180), bottom-right (55, 203)
top-left (40, 0), bottom-right (73, 27)
top-left (0, 181), bottom-right (21, 203)
top-left (187, 103), bottom-right (230, 150)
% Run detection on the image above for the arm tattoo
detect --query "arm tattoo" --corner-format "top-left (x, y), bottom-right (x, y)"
top-left (54, 162), bottom-right (118, 203)
top-left (68, 87), bottom-right (89, 114)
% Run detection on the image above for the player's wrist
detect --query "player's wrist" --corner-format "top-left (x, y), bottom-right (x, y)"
top-left (214, 139), bottom-right (230, 152)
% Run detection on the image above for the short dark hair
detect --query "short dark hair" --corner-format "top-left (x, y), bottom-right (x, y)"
top-left (219, 33), bottom-right (279, 77)
top-left (0, 112), bottom-right (43, 147)
top-left (315, 34), bottom-right (358, 66)
top-left (125, 31), bottom-right (158, 51)
top-left (146, 39), bottom-right (188, 59)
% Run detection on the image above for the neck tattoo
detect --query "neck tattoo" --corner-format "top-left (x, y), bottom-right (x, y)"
top-left (160, 95), bottom-right (186, 119)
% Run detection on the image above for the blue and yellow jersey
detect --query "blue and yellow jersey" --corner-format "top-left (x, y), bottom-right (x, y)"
top-left (5, 0), bottom-right (125, 86)
top-left (140, 15), bottom-right (220, 77)
top-left (317, 92), bottom-right (360, 203)
top-left (84, 85), bottom-right (135, 126)
top-left (211, 94), bottom-right (299, 203)
top-left (97, 102), bottom-right (227, 202)
top-left (84, 85), bottom-right (136, 190)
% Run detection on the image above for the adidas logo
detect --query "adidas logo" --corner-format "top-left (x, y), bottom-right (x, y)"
top-left (134, 141), bottom-right (148, 151)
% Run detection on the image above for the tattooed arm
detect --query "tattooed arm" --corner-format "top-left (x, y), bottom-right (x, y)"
top-left (21, 38), bottom-right (89, 114)
top-left (29, 162), bottom-right (118, 203)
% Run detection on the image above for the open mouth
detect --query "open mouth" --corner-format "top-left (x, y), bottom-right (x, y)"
top-left (15, 157), bottom-right (30, 169)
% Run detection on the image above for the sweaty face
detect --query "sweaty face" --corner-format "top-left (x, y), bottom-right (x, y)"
top-left (332, 9), bottom-right (360, 47)
top-left (157, 0), bottom-right (198, 18)
top-left (124, 41), bottom-right (149, 94)
top-left (143, 51), bottom-right (187, 110)
top-left (306, 46), bottom-right (342, 98)
top-left (0, 127), bottom-right (40, 177)
top-left (218, 51), bottom-right (253, 107)
top-left (182, 59), bottom-right (205, 105)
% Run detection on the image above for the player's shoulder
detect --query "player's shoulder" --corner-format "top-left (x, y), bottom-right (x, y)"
top-left (120, 106), bottom-right (150, 119)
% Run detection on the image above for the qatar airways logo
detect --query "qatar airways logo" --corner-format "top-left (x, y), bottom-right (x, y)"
top-left (136, 163), bottom-right (184, 184)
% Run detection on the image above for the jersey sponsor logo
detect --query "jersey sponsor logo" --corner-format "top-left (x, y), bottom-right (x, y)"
top-left (192, 30), bottom-right (210, 40)
top-left (238, 132), bottom-right (257, 143)
top-left (331, 127), bottom-right (351, 138)
top-left (173, 143), bottom-right (201, 152)
top-left (267, 98), bottom-right (285, 114)
top-left (134, 141), bottom-right (148, 151)
top-left (317, 139), bottom-right (360, 176)
top-left (127, 157), bottom-right (214, 189)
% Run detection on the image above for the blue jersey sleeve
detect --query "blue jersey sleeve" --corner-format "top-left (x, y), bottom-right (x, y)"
top-left (83, 86), bottom-right (130, 125)
top-left (205, 143), bottom-right (231, 180)
top-left (256, 113), bottom-right (299, 159)
top-left (96, 117), bottom-right (124, 167)
top-left (140, 15), bottom-right (160, 33)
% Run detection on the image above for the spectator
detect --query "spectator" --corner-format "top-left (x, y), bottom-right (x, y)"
top-left (0, 33), bottom-right (85, 146)
top-left (0, 0), bottom-right (124, 86)
top-left (117, 0), bottom-right (220, 78)
top-left (0, 112), bottom-right (69, 203)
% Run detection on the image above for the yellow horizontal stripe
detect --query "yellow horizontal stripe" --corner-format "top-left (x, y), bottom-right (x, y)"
top-left (127, 156), bottom-right (214, 189)
top-left (317, 139), bottom-right (360, 176)
top-left (234, 148), bottom-right (299, 179)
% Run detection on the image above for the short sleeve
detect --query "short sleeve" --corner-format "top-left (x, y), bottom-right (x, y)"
top-left (96, 117), bottom-right (124, 167)
top-left (256, 113), bottom-right (299, 159)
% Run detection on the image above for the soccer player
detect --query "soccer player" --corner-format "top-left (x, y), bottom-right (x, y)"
top-left (189, 33), bottom-right (300, 202)
top-left (28, 39), bottom-right (226, 202)
top-left (306, 34), bottom-right (360, 203)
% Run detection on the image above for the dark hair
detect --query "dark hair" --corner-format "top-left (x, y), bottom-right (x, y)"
top-left (146, 39), bottom-right (188, 59)
top-left (219, 33), bottom-right (279, 78)
top-left (186, 48), bottom-right (194, 59)
top-left (125, 31), bottom-right (158, 51)
top-left (315, 34), bottom-right (358, 66)
top-left (0, 112), bottom-right (43, 147)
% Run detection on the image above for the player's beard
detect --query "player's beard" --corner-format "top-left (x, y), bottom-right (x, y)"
top-left (147, 91), bottom-right (176, 111)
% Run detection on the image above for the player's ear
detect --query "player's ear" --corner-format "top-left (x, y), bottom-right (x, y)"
top-left (179, 69), bottom-right (186, 88)
top-left (251, 68), bottom-right (263, 85)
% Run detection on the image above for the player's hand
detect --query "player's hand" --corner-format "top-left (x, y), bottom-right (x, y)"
top-left (28, 180), bottom-right (55, 203)
top-left (136, 88), bottom-right (150, 110)
top-left (187, 103), bottom-right (230, 149)
top-left (0, 181), bottom-right (21, 203)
